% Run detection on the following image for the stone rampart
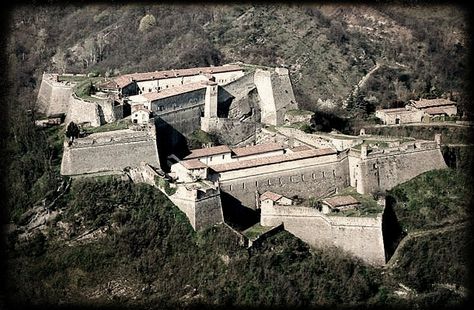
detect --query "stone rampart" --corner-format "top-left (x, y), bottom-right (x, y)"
top-left (254, 69), bottom-right (276, 125)
top-left (61, 129), bottom-right (160, 176)
top-left (261, 204), bottom-right (385, 265)
top-left (349, 141), bottom-right (447, 194)
top-left (37, 73), bottom-right (75, 116)
top-left (218, 154), bottom-right (350, 208)
top-left (271, 68), bottom-right (298, 124)
top-left (65, 95), bottom-right (101, 127)
top-left (207, 118), bottom-right (258, 146)
top-left (254, 68), bottom-right (298, 126)
top-left (167, 185), bottom-right (224, 230)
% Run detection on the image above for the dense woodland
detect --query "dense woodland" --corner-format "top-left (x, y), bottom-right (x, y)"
top-left (1, 3), bottom-right (472, 309)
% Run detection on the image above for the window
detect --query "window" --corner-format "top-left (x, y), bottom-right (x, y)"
top-left (229, 184), bottom-right (232, 191)
top-left (333, 170), bottom-right (336, 177)
top-left (322, 171), bottom-right (325, 178)
top-left (301, 174), bottom-right (305, 181)
top-left (209, 156), bottom-right (213, 162)
top-left (166, 85), bottom-right (169, 88)
top-left (141, 87), bottom-right (144, 91)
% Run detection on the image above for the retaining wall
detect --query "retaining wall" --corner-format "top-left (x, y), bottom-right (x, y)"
top-left (61, 129), bottom-right (160, 176)
top-left (261, 204), bottom-right (386, 265)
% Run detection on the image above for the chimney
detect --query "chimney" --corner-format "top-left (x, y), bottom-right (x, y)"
top-left (434, 133), bottom-right (442, 147)
top-left (360, 144), bottom-right (368, 159)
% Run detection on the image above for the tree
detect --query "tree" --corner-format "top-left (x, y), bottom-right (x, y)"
top-left (65, 121), bottom-right (79, 140)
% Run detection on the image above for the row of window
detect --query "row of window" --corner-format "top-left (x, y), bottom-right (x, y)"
top-left (227, 170), bottom-right (337, 191)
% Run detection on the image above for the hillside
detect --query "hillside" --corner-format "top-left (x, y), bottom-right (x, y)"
top-left (5, 4), bottom-right (469, 114)
top-left (2, 3), bottom-right (471, 309)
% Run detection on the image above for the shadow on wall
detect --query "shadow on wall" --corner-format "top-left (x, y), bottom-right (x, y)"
top-left (154, 117), bottom-right (190, 172)
top-left (382, 195), bottom-right (406, 262)
top-left (217, 86), bottom-right (234, 118)
top-left (221, 191), bottom-right (260, 231)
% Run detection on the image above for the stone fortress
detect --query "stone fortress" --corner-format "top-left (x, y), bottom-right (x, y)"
top-left (38, 63), bottom-right (448, 266)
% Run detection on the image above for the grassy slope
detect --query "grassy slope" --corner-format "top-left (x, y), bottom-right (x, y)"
top-left (387, 169), bottom-right (470, 231)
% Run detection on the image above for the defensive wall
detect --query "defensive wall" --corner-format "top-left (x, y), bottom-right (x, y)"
top-left (166, 183), bottom-right (224, 230)
top-left (152, 88), bottom-right (206, 136)
top-left (254, 68), bottom-right (298, 126)
top-left (260, 204), bottom-right (386, 266)
top-left (349, 140), bottom-right (447, 194)
top-left (37, 73), bottom-right (75, 116)
top-left (201, 118), bottom-right (259, 146)
top-left (218, 73), bottom-right (257, 119)
top-left (65, 95), bottom-right (101, 127)
top-left (215, 152), bottom-right (350, 208)
top-left (61, 128), bottom-right (160, 176)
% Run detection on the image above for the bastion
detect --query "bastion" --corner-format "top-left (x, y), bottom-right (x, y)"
top-left (61, 127), bottom-right (160, 176)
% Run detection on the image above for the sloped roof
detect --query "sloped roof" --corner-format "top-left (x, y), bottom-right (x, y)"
top-left (184, 145), bottom-right (232, 160)
top-left (289, 145), bottom-right (312, 152)
top-left (181, 159), bottom-right (208, 170)
top-left (210, 148), bottom-right (336, 173)
top-left (113, 65), bottom-right (242, 88)
top-left (141, 82), bottom-right (206, 102)
top-left (322, 195), bottom-right (360, 208)
top-left (260, 191), bottom-right (283, 202)
top-left (410, 98), bottom-right (456, 109)
top-left (232, 142), bottom-right (284, 158)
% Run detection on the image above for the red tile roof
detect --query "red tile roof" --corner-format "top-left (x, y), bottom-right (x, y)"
top-left (210, 148), bottom-right (336, 173)
top-left (322, 195), bottom-right (359, 208)
top-left (141, 82), bottom-right (206, 102)
top-left (232, 143), bottom-right (284, 158)
top-left (410, 98), bottom-right (456, 109)
top-left (290, 145), bottom-right (312, 152)
top-left (114, 65), bottom-right (242, 88)
top-left (181, 159), bottom-right (208, 170)
top-left (260, 191), bottom-right (283, 202)
top-left (184, 145), bottom-right (232, 160)
top-left (96, 79), bottom-right (119, 89)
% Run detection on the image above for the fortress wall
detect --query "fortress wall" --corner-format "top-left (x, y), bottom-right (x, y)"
top-left (219, 73), bottom-right (256, 104)
top-left (352, 145), bottom-right (447, 194)
top-left (261, 204), bottom-right (385, 265)
top-left (194, 193), bottom-right (224, 230)
top-left (97, 100), bottom-right (120, 123)
top-left (254, 69), bottom-right (277, 125)
top-left (167, 186), bottom-right (224, 230)
top-left (208, 118), bottom-right (258, 146)
top-left (219, 155), bottom-right (350, 208)
top-left (65, 96), bottom-right (101, 127)
top-left (61, 131), bottom-right (159, 176)
top-left (168, 186), bottom-right (197, 228)
top-left (37, 73), bottom-right (75, 115)
top-left (270, 68), bottom-right (298, 125)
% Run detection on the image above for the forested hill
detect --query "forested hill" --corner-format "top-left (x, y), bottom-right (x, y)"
top-left (5, 3), bottom-right (469, 113)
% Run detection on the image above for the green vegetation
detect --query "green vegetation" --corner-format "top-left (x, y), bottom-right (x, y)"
top-left (154, 176), bottom-right (176, 196)
top-left (187, 129), bottom-right (219, 150)
top-left (72, 77), bottom-right (107, 102)
top-left (286, 109), bottom-right (314, 116)
top-left (364, 125), bottom-right (471, 144)
top-left (6, 177), bottom-right (385, 307)
top-left (388, 169), bottom-right (470, 232)
top-left (391, 227), bottom-right (470, 293)
top-left (242, 224), bottom-right (274, 240)
top-left (329, 187), bottom-right (383, 217)
top-left (82, 118), bottom-right (130, 134)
